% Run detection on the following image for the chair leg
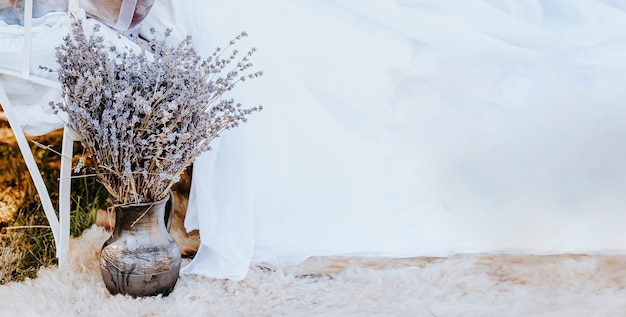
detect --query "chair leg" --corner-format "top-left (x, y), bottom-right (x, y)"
top-left (0, 86), bottom-right (61, 257)
top-left (58, 127), bottom-right (75, 268)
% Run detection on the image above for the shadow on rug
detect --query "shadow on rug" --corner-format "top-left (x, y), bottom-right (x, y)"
top-left (1, 225), bottom-right (626, 316)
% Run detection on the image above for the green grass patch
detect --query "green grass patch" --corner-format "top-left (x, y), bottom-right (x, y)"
top-left (0, 128), bottom-right (106, 284)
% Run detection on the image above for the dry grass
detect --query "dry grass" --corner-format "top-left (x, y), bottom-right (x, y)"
top-left (0, 115), bottom-right (106, 284)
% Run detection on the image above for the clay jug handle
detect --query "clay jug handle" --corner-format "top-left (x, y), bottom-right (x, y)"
top-left (164, 190), bottom-right (175, 233)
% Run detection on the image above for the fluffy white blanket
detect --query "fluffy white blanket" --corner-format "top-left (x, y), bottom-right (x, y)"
top-left (1, 226), bottom-right (626, 316)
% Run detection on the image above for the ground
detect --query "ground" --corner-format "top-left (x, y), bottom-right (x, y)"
top-left (0, 106), bottom-right (102, 283)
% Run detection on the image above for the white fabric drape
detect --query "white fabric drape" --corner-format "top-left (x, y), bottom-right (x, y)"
top-left (146, 0), bottom-right (626, 280)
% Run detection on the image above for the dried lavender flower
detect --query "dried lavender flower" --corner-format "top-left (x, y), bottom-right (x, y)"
top-left (50, 20), bottom-right (262, 205)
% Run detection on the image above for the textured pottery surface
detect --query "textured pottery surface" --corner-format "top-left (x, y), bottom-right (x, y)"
top-left (99, 193), bottom-right (181, 297)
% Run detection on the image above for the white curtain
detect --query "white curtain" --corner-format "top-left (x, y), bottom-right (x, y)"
top-left (143, 0), bottom-right (626, 280)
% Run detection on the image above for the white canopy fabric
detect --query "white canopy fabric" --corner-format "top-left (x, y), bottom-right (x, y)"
top-left (147, 0), bottom-right (626, 280)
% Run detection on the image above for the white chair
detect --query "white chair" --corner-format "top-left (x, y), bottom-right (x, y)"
top-left (0, 0), bottom-right (80, 267)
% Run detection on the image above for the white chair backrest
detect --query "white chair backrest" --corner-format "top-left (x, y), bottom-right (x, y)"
top-left (1, 0), bottom-right (78, 85)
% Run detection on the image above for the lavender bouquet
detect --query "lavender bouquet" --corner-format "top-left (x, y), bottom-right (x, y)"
top-left (48, 21), bottom-right (262, 205)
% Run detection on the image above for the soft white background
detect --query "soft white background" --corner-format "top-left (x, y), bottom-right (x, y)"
top-left (147, 0), bottom-right (626, 279)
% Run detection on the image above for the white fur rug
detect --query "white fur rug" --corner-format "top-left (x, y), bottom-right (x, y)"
top-left (2, 226), bottom-right (626, 317)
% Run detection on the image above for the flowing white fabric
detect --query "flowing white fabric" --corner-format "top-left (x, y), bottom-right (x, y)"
top-left (150, 0), bottom-right (626, 280)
